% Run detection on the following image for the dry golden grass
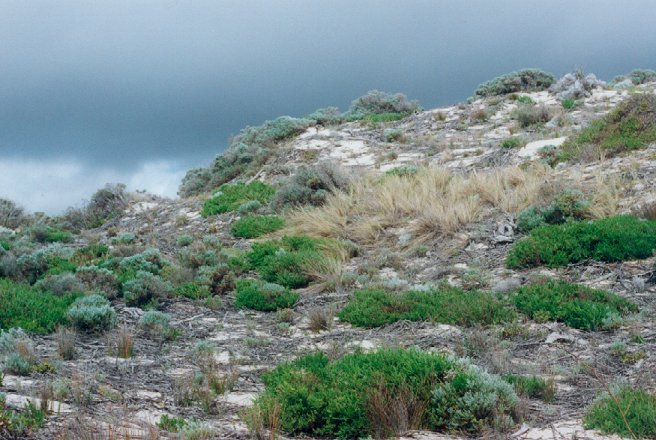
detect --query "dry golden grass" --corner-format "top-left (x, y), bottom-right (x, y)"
top-left (283, 165), bottom-right (549, 244)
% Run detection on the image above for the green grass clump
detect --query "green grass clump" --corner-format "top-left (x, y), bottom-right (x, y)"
top-left (500, 136), bottom-right (525, 149)
top-left (559, 94), bottom-right (656, 162)
top-left (474, 69), bottom-right (555, 97)
top-left (254, 349), bottom-right (519, 438)
top-left (231, 215), bottom-right (284, 238)
top-left (202, 181), bottom-right (276, 216)
top-left (513, 280), bottom-right (637, 331)
top-left (515, 95), bottom-right (535, 104)
top-left (507, 216), bottom-right (656, 269)
top-left (338, 287), bottom-right (515, 328)
top-left (584, 387), bottom-right (656, 438)
top-left (234, 279), bottom-right (299, 312)
top-left (0, 279), bottom-right (78, 333)
top-left (502, 374), bottom-right (555, 402)
top-left (516, 188), bottom-right (590, 233)
top-left (561, 98), bottom-right (576, 109)
top-left (0, 398), bottom-right (45, 438)
top-left (246, 236), bottom-right (325, 288)
top-left (362, 112), bottom-right (407, 123)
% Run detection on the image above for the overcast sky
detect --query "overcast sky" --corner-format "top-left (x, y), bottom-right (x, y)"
top-left (2, 0), bottom-right (656, 212)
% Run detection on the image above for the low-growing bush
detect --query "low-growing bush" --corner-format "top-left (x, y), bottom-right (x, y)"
top-left (202, 181), bottom-right (276, 216)
top-left (28, 225), bottom-right (73, 244)
top-left (75, 266), bottom-right (120, 299)
top-left (271, 161), bottom-right (351, 210)
top-left (500, 136), bottom-right (525, 149)
top-left (231, 215), bottom-right (284, 238)
top-left (196, 264), bottom-right (236, 296)
top-left (138, 310), bottom-right (177, 340)
top-left (507, 215), bottom-right (656, 268)
top-left (122, 271), bottom-right (172, 307)
top-left (67, 294), bottom-right (116, 332)
top-left (474, 69), bottom-right (555, 97)
top-left (584, 387), bottom-right (656, 438)
top-left (561, 98), bottom-right (576, 109)
top-left (558, 94), bottom-right (656, 162)
top-left (516, 188), bottom-right (590, 233)
top-left (613, 69), bottom-right (656, 86)
top-left (0, 198), bottom-right (27, 230)
top-left (34, 273), bottom-right (84, 296)
top-left (0, 280), bottom-right (77, 333)
top-left (0, 328), bottom-right (36, 375)
top-left (338, 286), bottom-right (515, 328)
top-left (175, 282), bottom-right (212, 300)
top-left (305, 107), bottom-right (344, 126)
top-left (0, 394), bottom-right (45, 436)
top-left (254, 349), bottom-right (519, 438)
top-left (502, 374), bottom-right (555, 402)
top-left (362, 112), bottom-right (407, 123)
top-left (234, 279), bottom-right (299, 312)
top-left (345, 90), bottom-right (421, 120)
top-left (16, 246), bottom-right (76, 284)
top-left (513, 280), bottom-right (636, 331)
top-left (512, 104), bottom-right (551, 128)
top-left (176, 235), bottom-right (194, 247)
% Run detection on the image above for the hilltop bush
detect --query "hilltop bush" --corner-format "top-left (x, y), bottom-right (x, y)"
top-left (28, 225), bottom-right (73, 244)
top-left (338, 286), bottom-right (515, 328)
top-left (231, 215), bottom-right (284, 238)
top-left (613, 69), bottom-right (656, 86)
top-left (0, 279), bottom-right (77, 333)
top-left (75, 266), bottom-right (120, 299)
top-left (254, 349), bottom-right (519, 438)
top-left (584, 387), bottom-right (656, 438)
top-left (305, 107), bottom-right (344, 126)
top-left (506, 216), bottom-right (656, 268)
top-left (271, 161), bottom-right (351, 209)
top-left (513, 280), bottom-right (637, 330)
top-left (0, 199), bottom-right (26, 230)
top-left (63, 183), bottom-right (128, 230)
top-left (474, 69), bottom-right (555, 97)
top-left (122, 271), bottom-right (172, 307)
top-left (67, 294), bottom-right (116, 332)
top-left (235, 279), bottom-right (299, 311)
top-left (34, 273), bottom-right (84, 296)
top-left (345, 90), bottom-right (421, 120)
top-left (559, 94), bottom-right (656, 162)
top-left (202, 181), bottom-right (276, 216)
top-left (16, 246), bottom-right (76, 284)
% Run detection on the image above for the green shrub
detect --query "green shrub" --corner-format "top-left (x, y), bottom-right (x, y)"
top-left (175, 282), bottom-right (212, 300)
top-left (512, 104), bottom-right (551, 127)
top-left (67, 294), bottom-right (116, 332)
top-left (500, 136), bottom-right (524, 149)
top-left (138, 310), bottom-right (177, 340)
top-left (385, 164), bottom-right (419, 177)
top-left (231, 215), bottom-right (284, 238)
top-left (115, 248), bottom-right (167, 281)
top-left (246, 236), bottom-right (325, 288)
top-left (158, 414), bottom-right (188, 433)
top-left (112, 232), bottom-right (136, 245)
top-left (72, 243), bottom-right (109, 265)
top-left (516, 189), bottom-right (590, 233)
top-left (305, 107), bottom-right (344, 126)
top-left (384, 128), bottom-right (403, 142)
top-left (34, 273), bottom-right (84, 296)
top-left (16, 246), bottom-right (76, 284)
top-left (362, 112), bottom-right (407, 123)
top-left (515, 95), bottom-right (535, 104)
top-left (176, 235), bottom-right (194, 247)
top-left (0, 396), bottom-right (45, 436)
top-left (28, 225), bottom-right (73, 244)
top-left (338, 286), bottom-right (515, 328)
top-left (502, 374), bottom-right (555, 401)
top-left (613, 69), bottom-right (656, 86)
top-left (513, 280), bottom-right (637, 331)
top-left (345, 90), bottom-right (421, 120)
top-left (559, 94), bottom-right (656, 162)
top-left (202, 181), bottom-right (276, 216)
top-left (237, 200), bottom-right (262, 214)
top-left (0, 280), bottom-right (77, 333)
top-left (122, 271), bottom-right (172, 307)
top-left (63, 183), bottom-right (128, 230)
top-left (234, 279), bottom-right (299, 312)
top-left (271, 162), bottom-right (351, 210)
top-left (0, 328), bottom-right (36, 375)
top-left (507, 215), bottom-right (656, 268)
top-left (0, 198), bottom-right (26, 230)
top-left (474, 69), bottom-right (555, 97)
top-left (255, 349), bottom-right (519, 438)
top-left (561, 98), bottom-right (576, 109)
top-left (584, 387), bottom-right (656, 438)
top-left (75, 265), bottom-right (121, 299)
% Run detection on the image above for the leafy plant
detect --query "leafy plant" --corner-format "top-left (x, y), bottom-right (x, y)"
top-left (231, 215), bottom-right (284, 238)
top-left (271, 161), bottom-right (351, 209)
top-left (122, 271), bottom-right (172, 307)
top-left (500, 136), bottom-right (525, 149)
top-left (67, 294), bottom-right (117, 332)
top-left (513, 280), bottom-right (637, 331)
top-left (138, 310), bottom-right (177, 340)
top-left (235, 279), bottom-right (299, 312)
top-left (503, 374), bottom-right (555, 402)
top-left (202, 181), bottom-right (276, 216)
top-left (584, 387), bottom-right (656, 438)
top-left (338, 286), bottom-right (515, 328)
top-left (474, 69), bottom-right (555, 97)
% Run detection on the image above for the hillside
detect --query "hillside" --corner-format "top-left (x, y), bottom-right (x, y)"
top-left (2, 69), bottom-right (656, 439)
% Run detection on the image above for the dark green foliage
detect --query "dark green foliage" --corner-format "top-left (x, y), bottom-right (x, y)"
top-left (0, 279), bottom-right (78, 333)
top-left (234, 279), bottom-right (299, 311)
top-left (584, 387), bottom-right (656, 438)
top-left (474, 69), bottom-right (555, 97)
top-left (271, 162), bottom-right (351, 210)
top-left (28, 225), bottom-right (73, 244)
top-left (246, 236), bottom-right (323, 288)
top-left (561, 98), bottom-right (576, 109)
top-left (122, 271), bottom-right (172, 307)
top-left (338, 287), bottom-right (515, 328)
top-left (72, 243), bottom-right (109, 265)
top-left (158, 414), bottom-right (189, 433)
top-left (500, 137), bottom-right (524, 149)
top-left (559, 94), bottom-right (656, 162)
top-left (507, 216), bottom-right (656, 268)
top-left (513, 280), bottom-right (637, 331)
top-left (231, 215), bottom-right (284, 238)
top-left (175, 282), bottom-right (212, 300)
top-left (503, 374), bottom-right (555, 402)
top-left (67, 294), bottom-right (116, 332)
top-left (515, 95), bottom-right (535, 105)
top-left (362, 112), bottom-right (407, 123)
top-left (0, 398), bottom-right (45, 438)
top-left (516, 189), bottom-right (590, 233)
top-left (255, 349), bottom-right (518, 438)
top-left (202, 181), bottom-right (276, 216)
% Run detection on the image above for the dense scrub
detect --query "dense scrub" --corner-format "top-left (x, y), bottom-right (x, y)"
top-left (234, 279), bottom-right (298, 311)
top-left (231, 215), bottom-right (284, 238)
top-left (473, 69), bottom-right (555, 97)
top-left (584, 387), bottom-right (656, 438)
top-left (507, 216), bottom-right (656, 268)
top-left (338, 287), bottom-right (515, 328)
top-left (253, 349), bottom-right (519, 438)
top-left (202, 181), bottom-right (276, 216)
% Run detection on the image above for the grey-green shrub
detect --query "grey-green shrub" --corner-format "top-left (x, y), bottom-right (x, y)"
top-left (67, 294), bottom-right (116, 332)
top-left (122, 271), bottom-right (172, 307)
top-left (176, 235), bottom-right (194, 247)
top-left (0, 198), bottom-right (26, 230)
top-left (35, 273), bottom-right (84, 296)
top-left (237, 200), bottom-right (262, 214)
top-left (138, 310), bottom-right (175, 340)
top-left (345, 90), bottom-right (421, 120)
top-left (75, 266), bottom-right (120, 299)
top-left (63, 183), bottom-right (128, 230)
top-left (118, 248), bottom-right (167, 276)
top-left (0, 328), bottom-right (36, 375)
top-left (271, 161), bottom-right (351, 209)
top-left (305, 107), bottom-right (344, 125)
top-left (474, 69), bottom-right (555, 97)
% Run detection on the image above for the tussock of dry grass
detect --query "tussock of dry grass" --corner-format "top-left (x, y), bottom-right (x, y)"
top-left (284, 165), bottom-right (549, 244)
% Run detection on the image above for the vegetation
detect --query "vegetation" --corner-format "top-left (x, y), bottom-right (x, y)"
top-left (558, 94), bottom-right (656, 162)
top-left (231, 215), bottom-right (284, 238)
top-left (122, 270), bottom-right (172, 307)
top-left (506, 215), bottom-right (656, 268)
top-left (235, 279), bottom-right (299, 311)
top-left (584, 387), bottom-right (656, 438)
top-left (63, 183), bottom-right (128, 230)
top-left (0, 198), bottom-right (26, 229)
top-left (254, 349), bottom-right (519, 438)
top-left (613, 69), bottom-right (656, 86)
top-left (0, 396), bottom-right (45, 438)
top-left (271, 161), bottom-right (351, 210)
top-left (500, 136), bottom-right (524, 149)
top-left (0, 280), bottom-right (78, 333)
top-left (362, 112), bottom-right (407, 123)
top-left (474, 69), bottom-right (555, 97)
top-left (0, 328), bottom-right (36, 375)
top-left (138, 310), bottom-right (177, 340)
top-left (67, 294), bottom-right (117, 332)
top-left (512, 104), bottom-right (551, 127)
top-left (345, 90), bottom-right (421, 120)
top-left (561, 98), bottom-right (576, 109)
top-left (516, 188), bottom-right (590, 233)
top-left (502, 374), bottom-right (555, 402)
top-left (338, 286), bottom-right (515, 328)
top-left (202, 181), bottom-right (276, 216)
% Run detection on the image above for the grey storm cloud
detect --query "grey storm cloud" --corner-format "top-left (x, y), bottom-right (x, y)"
top-left (1, 0), bottom-right (655, 212)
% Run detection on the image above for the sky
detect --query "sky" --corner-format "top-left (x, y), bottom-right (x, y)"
top-left (1, 0), bottom-right (656, 213)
